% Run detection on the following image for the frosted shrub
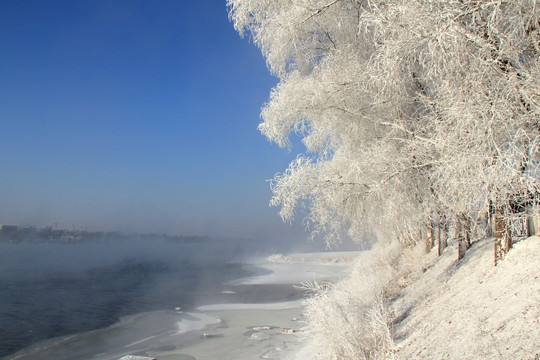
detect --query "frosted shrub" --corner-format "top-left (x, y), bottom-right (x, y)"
top-left (393, 242), bottom-right (430, 290)
top-left (266, 253), bottom-right (291, 263)
top-left (299, 243), bottom-right (403, 359)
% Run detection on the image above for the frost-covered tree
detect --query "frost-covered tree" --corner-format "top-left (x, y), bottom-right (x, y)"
top-left (229, 0), bottom-right (540, 250)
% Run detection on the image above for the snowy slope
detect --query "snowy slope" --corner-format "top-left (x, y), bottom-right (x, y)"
top-left (392, 236), bottom-right (540, 359)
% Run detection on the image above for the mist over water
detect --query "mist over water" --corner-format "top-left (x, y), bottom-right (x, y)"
top-left (0, 237), bottom-right (258, 358)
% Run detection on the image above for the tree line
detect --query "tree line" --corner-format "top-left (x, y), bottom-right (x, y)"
top-left (229, 0), bottom-right (540, 263)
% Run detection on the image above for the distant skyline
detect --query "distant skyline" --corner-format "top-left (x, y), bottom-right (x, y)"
top-left (0, 1), bottom-right (313, 248)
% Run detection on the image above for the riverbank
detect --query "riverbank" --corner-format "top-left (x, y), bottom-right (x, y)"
top-left (153, 251), bottom-right (360, 360)
top-left (5, 251), bottom-right (359, 360)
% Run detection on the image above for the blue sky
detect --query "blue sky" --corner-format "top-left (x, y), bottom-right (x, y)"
top-left (0, 0), bottom-right (309, 245)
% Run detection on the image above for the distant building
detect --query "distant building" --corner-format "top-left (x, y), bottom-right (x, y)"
top-left (0, 225), bottom-right (18, 233)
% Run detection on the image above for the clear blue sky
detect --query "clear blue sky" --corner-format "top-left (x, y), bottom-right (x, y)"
top-left (0, 0), bottom-right (310, 245)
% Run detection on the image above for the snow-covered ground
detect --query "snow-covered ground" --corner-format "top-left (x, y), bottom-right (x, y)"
top-left (233, 251), bottom-right (360, 286)
top-left (277, 237), bottom-right (539, 360)
top-left (165, 238), bottom-right (538, 360)
top-left (10, 237), bottom-right (536, 360)
top-left (392, 236), bottom-right (540, 359)
top-left (154, 251), bottom-right (358, 360)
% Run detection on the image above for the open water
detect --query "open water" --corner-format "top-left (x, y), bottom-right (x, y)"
top-left (0, 237), bottom-right (267, 359)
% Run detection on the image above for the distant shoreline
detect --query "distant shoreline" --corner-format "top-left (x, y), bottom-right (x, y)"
top-left (0, 225), bottom-right (211, 244)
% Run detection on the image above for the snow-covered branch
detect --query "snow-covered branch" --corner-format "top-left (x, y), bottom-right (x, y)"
top-left (229, 0), bottom-right (540, 247)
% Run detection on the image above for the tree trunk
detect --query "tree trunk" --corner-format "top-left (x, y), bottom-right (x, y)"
top-left (436, 222), bottom-right (441, 252)
top-left (430, 221), bottom-right (436, 251)
top-left (486, 200), bottom-right (493, 238)
top-left (493, 205), bottom-right (512, 265)
top-left (425, 222), bottom-right (435, 253)
top-left (526, 208), bottom-right (537, 236)
top-left (438, 215), bottom-right (448, 256)
top-left (457, 219), bottom-right (465, 260)
top-left (437, 221), bottom-right (443, 256)
top-left (464, 216), bottom-right (472, 247)
top-left (457, 216), bottom-right (471, 261)
top-left (503, 221), bottom-right (512, 253)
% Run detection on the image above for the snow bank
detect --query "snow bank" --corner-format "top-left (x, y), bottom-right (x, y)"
top-left (292, 236), bottom-right (539, 360)
top-left (160, 251), bottom-right (360, 360)
top-left (196, 300), bottom-right (303, 311)
top-left (292, 243), bottom-right (408, 359)
top-left (118, 356), bottom-right (156, 360)
top-left (392, 236), bottom-right (540, 359)
top-left (233, 251), bottom-right (360, 286)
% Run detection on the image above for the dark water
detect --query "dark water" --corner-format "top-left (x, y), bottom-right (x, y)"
top-left (0, 238), bottom-right (254, 358)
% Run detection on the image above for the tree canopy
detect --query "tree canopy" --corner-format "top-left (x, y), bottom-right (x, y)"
top-left (229, 0), bottom-right (540, 247)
